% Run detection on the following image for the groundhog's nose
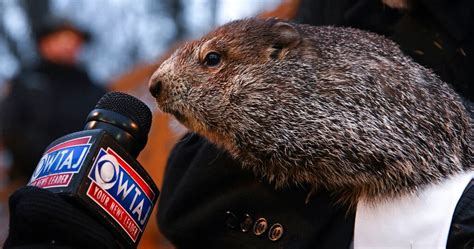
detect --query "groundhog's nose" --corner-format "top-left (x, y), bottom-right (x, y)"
top-left (149, 79), bottom-right (162, 98)
top-left (150, 58), bottom-right (173, 98)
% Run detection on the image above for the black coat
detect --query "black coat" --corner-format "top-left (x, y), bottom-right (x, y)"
top-left (157, 133), bottom-right (355, 249)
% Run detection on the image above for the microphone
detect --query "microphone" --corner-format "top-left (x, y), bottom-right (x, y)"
top-left (27, 91), bottom-right (159, 248)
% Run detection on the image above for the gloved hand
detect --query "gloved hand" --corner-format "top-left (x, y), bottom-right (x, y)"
top-left (4, 186), bottom-right (119, 249)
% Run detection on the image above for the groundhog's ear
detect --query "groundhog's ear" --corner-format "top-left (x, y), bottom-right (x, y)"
top-left (271, 22), bottom-right (301, 50)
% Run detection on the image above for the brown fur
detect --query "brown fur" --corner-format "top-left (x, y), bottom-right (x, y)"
top-left (382, 0), bottom-right (410, 9)
top-left (149, 18), bottom-right (472, 205)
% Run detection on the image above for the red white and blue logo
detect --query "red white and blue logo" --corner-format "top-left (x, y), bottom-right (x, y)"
top-left (87, 147), bottom-right (155, 242)
top-left (29, 136), bottom-right (91, 188)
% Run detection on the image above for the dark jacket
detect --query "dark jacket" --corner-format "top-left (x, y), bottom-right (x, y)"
top-left (0, 61), bottom-right (105, 181)
top-left (448, 179), bottom-right (474, 249)
top-left (157, 133), bottom-right (355, 249)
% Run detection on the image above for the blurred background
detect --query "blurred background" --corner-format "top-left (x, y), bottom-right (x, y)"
top-left (0, 0), bottom-right (472, 248)
top-left (0, 0), bottom-right (289, 248)
top-left (0, 0), bottom-right (283, 86)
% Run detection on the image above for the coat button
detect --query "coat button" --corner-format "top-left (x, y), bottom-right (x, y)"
top-left (268, 223), bottom-right (284, 241)
top-left (225, 211), bottom-right (239, 229)
top-left (240, 214), bottom-right (253, 233)
top-left (253, 218), bottom-right (268, 236)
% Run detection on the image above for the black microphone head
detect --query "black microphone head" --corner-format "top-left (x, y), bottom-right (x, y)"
top-left (85, 91), bottom-right (153, 157)
top-left (95, 92), bottom-right (152, 137)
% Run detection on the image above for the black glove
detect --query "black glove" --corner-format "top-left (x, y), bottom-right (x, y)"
top-left (4, 186), bottom-right (119, 249)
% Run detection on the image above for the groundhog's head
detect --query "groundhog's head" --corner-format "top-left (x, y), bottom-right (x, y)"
top-left (150, 18), bottom-right (471, 202)
top-left (149, 18), bottom-right (305, 155)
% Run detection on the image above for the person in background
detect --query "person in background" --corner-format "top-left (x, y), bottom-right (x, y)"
top-left (0, 17), bottom-right (106, 184)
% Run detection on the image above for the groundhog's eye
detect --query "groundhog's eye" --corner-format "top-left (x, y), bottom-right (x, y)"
top-left (203, 52), bottom-right (221, 67)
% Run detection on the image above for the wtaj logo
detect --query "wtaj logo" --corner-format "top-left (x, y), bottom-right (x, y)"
top-left (87, 147), bottom-right (155, 242)
top-left (29, 137), bottom-right (91, 188)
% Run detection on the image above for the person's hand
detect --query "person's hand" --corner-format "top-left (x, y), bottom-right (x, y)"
top-left (4, 186), bottom-right (119, 249)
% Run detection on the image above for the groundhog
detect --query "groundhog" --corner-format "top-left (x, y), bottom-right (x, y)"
top-left (149, 18), bottom-right (472, 205)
